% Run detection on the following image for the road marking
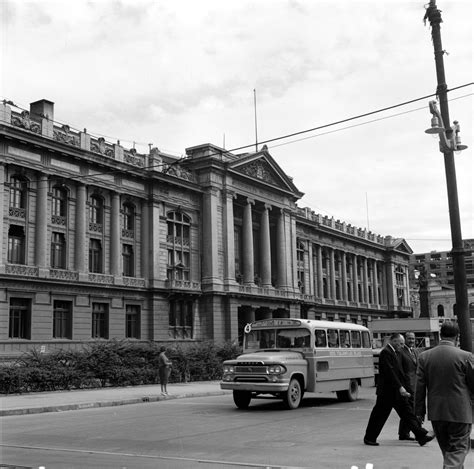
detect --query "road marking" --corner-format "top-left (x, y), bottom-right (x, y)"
top-left (0, 444), bottom-right (311, 469)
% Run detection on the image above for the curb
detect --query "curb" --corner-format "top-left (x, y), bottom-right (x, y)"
top-left (0, 390), bottom-right (230, 417)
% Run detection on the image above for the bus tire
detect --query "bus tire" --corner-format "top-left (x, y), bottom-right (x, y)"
top-left (336, 379), bottom-right (359, 402)
top-left (233, 390), bottom-right (251, 409)
top-left (283, 378), bottom-right (302, 409)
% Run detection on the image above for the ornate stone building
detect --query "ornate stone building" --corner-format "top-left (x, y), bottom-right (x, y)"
top-left (0, 99), bottom-right (413, 358)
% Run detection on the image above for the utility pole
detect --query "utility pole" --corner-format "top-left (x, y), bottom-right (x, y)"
top-left (424, 1), bottom-right (471, 351)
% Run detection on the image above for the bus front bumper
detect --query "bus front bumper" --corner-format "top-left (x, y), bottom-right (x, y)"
top-left (220, 381), bottom-right (289, 393)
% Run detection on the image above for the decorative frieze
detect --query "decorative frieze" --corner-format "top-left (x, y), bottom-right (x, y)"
top-left (123, 277), bottom-right (146, 288)
top-left (11, 110), bottom-right (41, 134)
top-left (88, 273), bottom-right (114, 284)
top-left (50, 269), bottom-right (79, 281)
top-left (9, 207), bottom-right (26, 219)
top-left (5, 264), bottom-right (39, 277)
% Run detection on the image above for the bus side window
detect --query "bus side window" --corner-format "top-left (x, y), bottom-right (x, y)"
top-left (315, 329), bottom-right (327, 347)
top-left (340, 330), bottom-right (351, 348)
top-left (351, 330), bottom-right (362, 348)
top-left (362, 331), bottom-right (371, 348)
top-left (327, 329), bottom-right (339, 348)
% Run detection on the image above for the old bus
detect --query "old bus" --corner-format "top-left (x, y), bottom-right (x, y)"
top-left (221, 318), bottom-right (374, 409)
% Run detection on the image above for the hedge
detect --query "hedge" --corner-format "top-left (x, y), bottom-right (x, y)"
top-left (0, 340), bottom-right (242, 395)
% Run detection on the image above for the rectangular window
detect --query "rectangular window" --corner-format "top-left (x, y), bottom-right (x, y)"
top-left (51, 232), bottom-right (66, 269)
top-left (315, 329), bottom-right (327, 347)
top-left (92, 303), bottom-right (108, 339)
top-left (53, 300), bottom-right (72, 339)
top-left (8, 225), bottom-right (26, 264)
top-left (351, 331), bottom-right (362, 348)
top-left (125, 305), bottom-right (140, 339)
top-left (9, 298), bottom-right (31, 339)
top-left (122, 244), bottom-right (134, 277)
top-left (327, 329), bottom-right (339, 347)
top-left (169, 299), bottom-right (193, 339)
top-left (89, 239), bottom-right (102, 273)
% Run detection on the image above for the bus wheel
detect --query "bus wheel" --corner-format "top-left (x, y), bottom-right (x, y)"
top-left (233, 390), bottom-right (251, 409)
top-left (283, 378), bottom-right (302, 409)
top-left (336, 379), bottom-right (359, 402)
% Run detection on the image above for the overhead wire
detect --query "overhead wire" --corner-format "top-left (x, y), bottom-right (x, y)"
top-left (1, 83), bottom-right (473, 187)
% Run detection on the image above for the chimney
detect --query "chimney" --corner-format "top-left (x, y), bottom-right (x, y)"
top-left (30, 99), bottom-right (54, 138)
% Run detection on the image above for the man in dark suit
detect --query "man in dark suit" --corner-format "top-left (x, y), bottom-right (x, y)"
top-left (398, 332), bottom-right (419, 440)
top-left (415, 322), bottom-right (474, 468)
top-left (363, 333), bottom-right (434, 446)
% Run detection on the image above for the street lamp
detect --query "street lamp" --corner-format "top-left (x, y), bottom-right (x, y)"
top-left (424, 0), bottom-right (472, 352)
top-left (425, 100), bottom-right (468, 154)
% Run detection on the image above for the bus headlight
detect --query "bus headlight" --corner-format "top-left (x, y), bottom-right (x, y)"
top-left (268, 365), bottom-right (286, 375)
top-left (223, 365), bottom-right (235, 374)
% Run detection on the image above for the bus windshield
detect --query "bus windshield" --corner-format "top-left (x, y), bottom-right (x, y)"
top-left (245, 328), bottom-right (311, 351)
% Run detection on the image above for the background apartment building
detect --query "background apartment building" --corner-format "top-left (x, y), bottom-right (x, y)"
top-left (0, 99), bottom-right (413, 359)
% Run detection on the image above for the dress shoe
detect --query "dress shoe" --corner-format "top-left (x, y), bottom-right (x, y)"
top-left (363, 438), bottom-right (379, 446)
top-left (399, 436), bottom-right (415, 441)
top-left (418, 433), bottom-right (435, 446)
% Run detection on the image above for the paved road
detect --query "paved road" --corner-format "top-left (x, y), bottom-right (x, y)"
top-left (2, 387), bottom-right (467, 469)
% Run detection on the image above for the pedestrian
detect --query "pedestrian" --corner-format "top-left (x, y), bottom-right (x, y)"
top-left (158, 346), bottom-right (172, 395)
top-left (398, 332), bottom-right (419, 441)
top-left (415, 322), bottom-right (474, 469)
top-left (363, 332), bottom-right (434, 447)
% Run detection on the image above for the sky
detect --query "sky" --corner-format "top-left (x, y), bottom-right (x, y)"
top-left (1, 0), bottom-right (472, 254)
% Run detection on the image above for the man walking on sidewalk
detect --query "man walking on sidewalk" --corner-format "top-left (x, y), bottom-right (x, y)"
top-left (415, 322), bottom-right (474, 469)
top-left (363, 333), bottom-right (434, 447)
top-left (398, 332), bottom-right (419, 441)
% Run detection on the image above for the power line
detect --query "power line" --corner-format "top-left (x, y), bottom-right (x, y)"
top-left (2, 83), bottom-right (473, 186)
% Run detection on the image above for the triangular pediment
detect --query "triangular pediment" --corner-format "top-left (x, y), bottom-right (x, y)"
top-left (229, 147), bottom-right (303, 198)
top-left (392, 238), bottom-right (413, 254)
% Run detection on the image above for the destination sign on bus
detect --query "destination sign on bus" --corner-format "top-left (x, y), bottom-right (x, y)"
top-left (253, 319), bottom-right (302, 328)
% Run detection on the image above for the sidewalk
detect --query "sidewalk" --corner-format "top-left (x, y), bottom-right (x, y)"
top-left (0, 381), bottom-right (230, 417)
top-left (1, 383), bottom-right (473, 447)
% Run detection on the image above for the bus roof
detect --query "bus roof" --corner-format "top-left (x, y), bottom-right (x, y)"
top-left (249, 318), bottom-right (370, 332)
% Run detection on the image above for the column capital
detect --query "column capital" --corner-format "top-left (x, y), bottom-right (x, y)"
top-left (246, 197), bottom-right (255, 205)
top-left (263, 203), bottom-right (272, 211)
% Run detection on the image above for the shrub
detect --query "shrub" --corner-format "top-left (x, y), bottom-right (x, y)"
top-left (0, 340), bottom-right (242, 394)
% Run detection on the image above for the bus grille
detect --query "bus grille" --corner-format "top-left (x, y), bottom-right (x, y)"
top-left (235, 365), bottom-right (267, 373)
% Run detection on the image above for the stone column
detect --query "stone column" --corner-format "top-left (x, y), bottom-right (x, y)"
top-left (329, 248), bottom-right (336, 299)
top-left (75, 184), bottom-right (87, 274)
top-left (341, 251), bottom-right (348, 300)
top-left (260, 204), bottom-right (272, 287)
top-left (308, 243), bottom-right (314, 296)
top-left (317, 245), bottom-right (323, 298)
top-left (373, 259), bottom-right (380, 305)
top-left (35, 174), bottom-right (48, 273)
top-left (276, 209), bottom-right (287, 289)
top-left (242, 198), bottom-right (255, 285)
top-left (0, 164), bottom-right (4, 272)
top-left (202, 188), bottom-right (221, 287)
top-left (363, 257), bottom-right (369, 303)
top-left (352, 254), bottom-right (359, 302)
top-left (110, 192), bottom-right (121, 276)
top-left (141, 199), bottom-right (150, 279)
top-left (223, 190), bottom-right (236, 284)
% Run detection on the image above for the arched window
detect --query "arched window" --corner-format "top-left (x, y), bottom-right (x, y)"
top-left (166, 211), bottom-right (191, 281)
top-left (9, 175), bottom-right (28, 218)
top-left (437, 304), bottom-right (444, 316)
top-left (51, 186), bottom-right (68, 224)
top-left (395, 265), bottom-right (406, 306)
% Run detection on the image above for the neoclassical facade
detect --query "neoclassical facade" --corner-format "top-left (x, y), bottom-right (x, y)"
top-left (0, 99), bottom-right (413, 358)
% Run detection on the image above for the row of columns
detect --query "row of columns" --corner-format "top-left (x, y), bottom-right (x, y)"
top-left (31, 176), bottom-right (129, 277)
top-left (241, 198), bottom-right (288, 288)
top-left (310, 244), bottom-right (384, 304)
